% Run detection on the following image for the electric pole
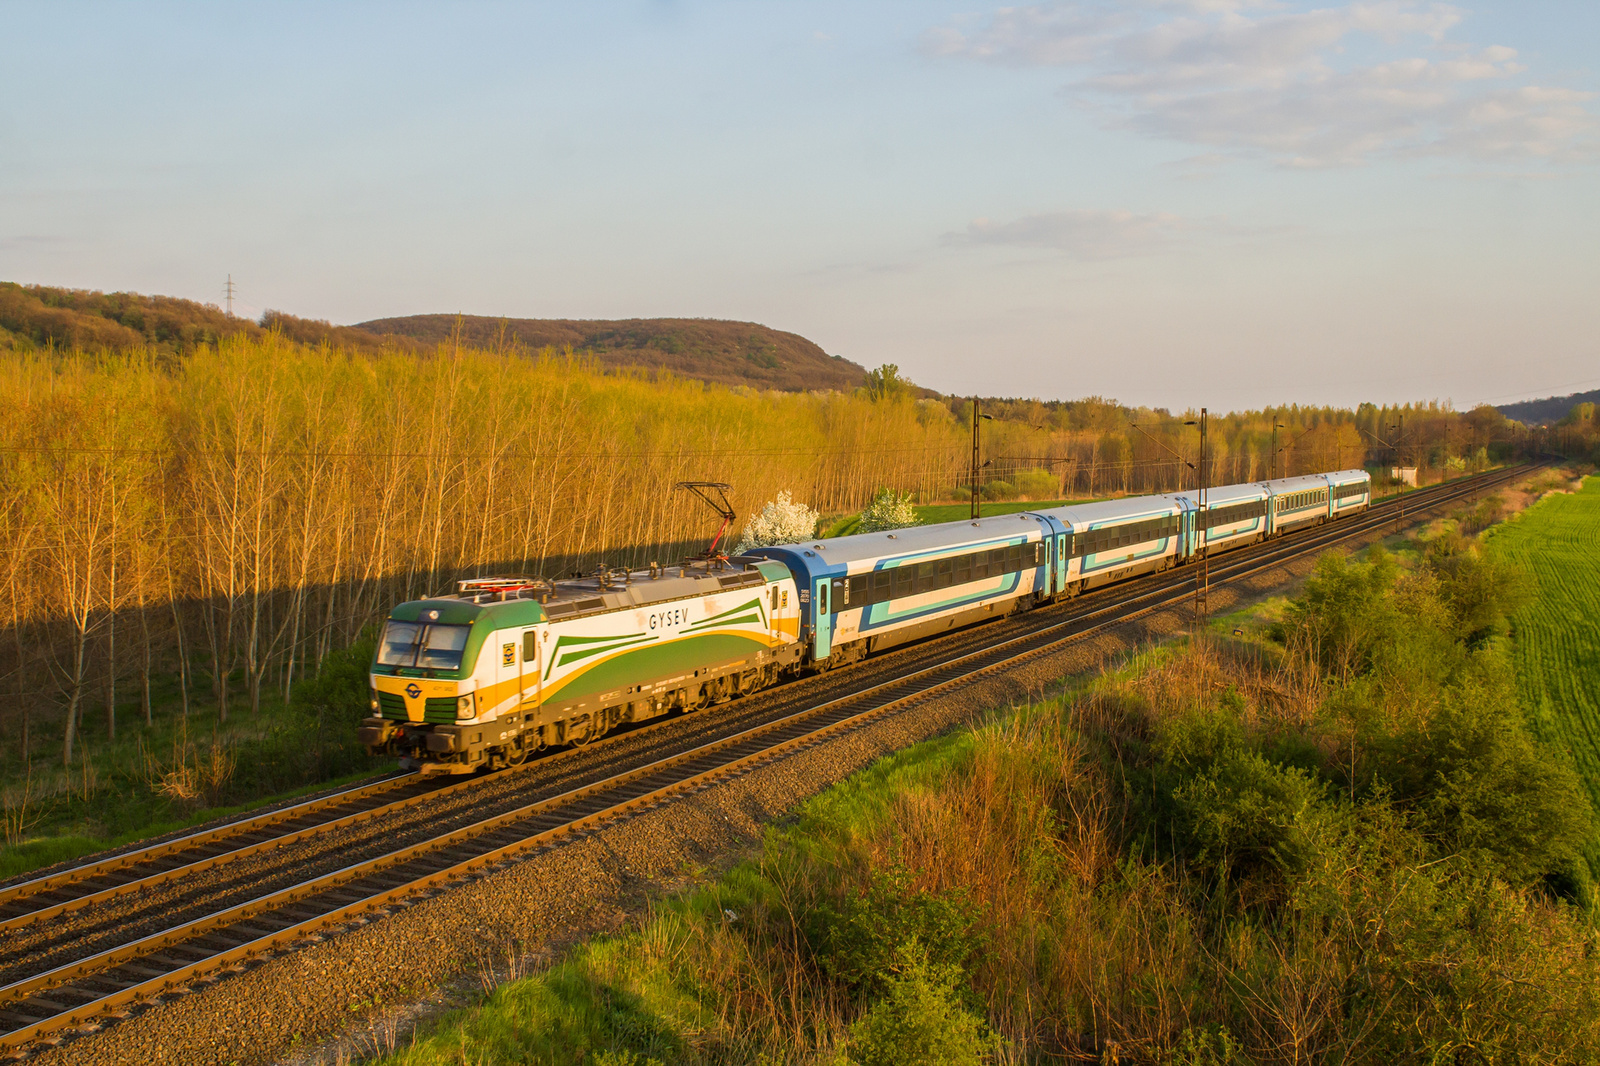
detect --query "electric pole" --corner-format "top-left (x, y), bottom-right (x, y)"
top-left (969, 399), bottom-right (992, 520)
top-left (225, 274), bottom-right (236, 318)
top-left (1197, 407), bottom-right (1208, 626)
top-left (1184, 410), bottom-right (1210, 629)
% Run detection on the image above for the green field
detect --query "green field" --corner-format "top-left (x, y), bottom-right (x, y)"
top-left (1485, 476), bottom-right (1600, 813)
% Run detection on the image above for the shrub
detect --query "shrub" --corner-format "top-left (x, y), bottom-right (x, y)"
top-left (737, 490), bottom-right (820, 550)
top-left (847, 956), bottom-right (990, 1066)
top-left (1371, 674), bottom-right (1593, 886)
top-left (809, 865), bottom-right (984, 997)
top-left (1155, 713), bottom-right (1325, 879)
top-left (1425, 541), bottom-right (1533, 646)
top-left (1283, 548), bottom-right (1402, 680)
top-left (1012, 468), bottom-right (1058, 499)
top-left (857, 488), bottom-right (918, 534)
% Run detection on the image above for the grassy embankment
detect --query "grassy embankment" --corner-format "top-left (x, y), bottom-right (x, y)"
top-left (1484, 473), bottom-right (1600, 868)
top-left (372, 512), bottom-right (1598, 1065)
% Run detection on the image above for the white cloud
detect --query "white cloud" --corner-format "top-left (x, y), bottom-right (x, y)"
top-left (924, 2), bottom-right (1596, 166)
top-left (946, 209), bottom-right (1191, 257)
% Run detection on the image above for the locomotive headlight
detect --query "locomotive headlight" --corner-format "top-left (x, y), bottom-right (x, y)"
top-left (456, 693), bottom-right (476, 719)
top-left (369, 690), bottom-right (379, 712)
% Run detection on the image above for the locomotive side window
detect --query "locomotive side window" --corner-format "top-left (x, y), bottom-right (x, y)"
top-left (523, 630), bottom-right (537, 663)
top-left (771, 587), bottom-right (780, 612)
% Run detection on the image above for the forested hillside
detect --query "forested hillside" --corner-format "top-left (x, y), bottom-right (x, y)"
top-left (358, 313), bottom-right (868, 392)
top-left (0, 283), bottom-right (867, 393)
top-left (0, 282), bottom-right (425, 358)
top-left (1497, 388), bottom-right (1600, 427)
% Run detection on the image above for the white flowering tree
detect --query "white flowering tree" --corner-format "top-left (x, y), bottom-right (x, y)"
top-left (857, 487), bottom-right (918, 534)
top-left (736, 491), bottom-right (820, 550)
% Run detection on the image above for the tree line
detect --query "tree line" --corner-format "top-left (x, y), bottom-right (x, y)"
top-left (0, 337), bottom-right (1532, 767)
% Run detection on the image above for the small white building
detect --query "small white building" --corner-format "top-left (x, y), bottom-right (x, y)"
top-left (1390, 466), bottom-right (1418, 486)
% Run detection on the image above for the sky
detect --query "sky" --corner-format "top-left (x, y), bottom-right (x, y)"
top-left (3, 1), bottom-right (1597, 412)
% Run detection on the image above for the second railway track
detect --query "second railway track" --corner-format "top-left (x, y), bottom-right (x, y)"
top-left (0, 465), bottom-right (1533, 1054)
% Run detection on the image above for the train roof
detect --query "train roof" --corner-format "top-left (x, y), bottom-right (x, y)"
top-left (1171, 480), bottom-right (1266, 509)
top-left (1260, 473), bottom-right (1338, 494)
top-left (1029, 494), bottom-right (1182, 529)
top-left (389, 559), bottom-right (781, 627)
top-left (747, 511), bottom-right (1048, 574)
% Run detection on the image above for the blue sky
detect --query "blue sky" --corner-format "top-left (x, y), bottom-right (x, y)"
top-left (3, 1), bottom-right (1596, 411)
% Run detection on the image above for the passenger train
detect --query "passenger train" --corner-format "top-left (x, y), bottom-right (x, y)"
top-left (360, 468), bottom-right (1371, 773)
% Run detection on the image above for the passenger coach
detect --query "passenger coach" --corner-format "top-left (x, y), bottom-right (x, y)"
top-left (742, 512), bottom-right (1053, 668)
top-left (1031, 496), bottom-right (1184, 596)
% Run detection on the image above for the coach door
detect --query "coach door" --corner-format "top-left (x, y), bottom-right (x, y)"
top-left (813, 578), bottom-right (832, 659)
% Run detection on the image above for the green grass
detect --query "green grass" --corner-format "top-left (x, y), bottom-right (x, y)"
top-left (1484, 476), bottom-right (1600, 817)
top-left (1, 637), bottom-right (388, 882)
top-left (0, 766), bottom-right (384, 882)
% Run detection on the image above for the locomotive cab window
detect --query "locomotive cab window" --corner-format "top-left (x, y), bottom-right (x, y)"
top-left (377, 621), bottom-right (470, 671)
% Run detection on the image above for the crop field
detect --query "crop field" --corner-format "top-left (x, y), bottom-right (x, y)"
top-left (1485, 476), bottom-right (1600, 807)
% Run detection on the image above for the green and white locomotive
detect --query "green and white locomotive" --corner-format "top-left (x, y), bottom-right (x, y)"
top-left (360, 562), bottom-right (803, 773)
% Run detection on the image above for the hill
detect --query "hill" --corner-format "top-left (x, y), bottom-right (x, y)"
top-left (0, 283), bottom-right (867, 393)
top-left (356, 313), bottom-right (867, 392)
top-left (1497, 388), bottom-right (1600, 427)
top-left (0, 282), bottom-right (426, 358)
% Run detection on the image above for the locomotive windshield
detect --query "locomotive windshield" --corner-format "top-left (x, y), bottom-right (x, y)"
top-left (377, 621), bottom-right (471, 670)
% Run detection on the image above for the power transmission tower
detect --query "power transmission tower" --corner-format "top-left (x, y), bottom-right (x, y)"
top-left (224, 275), bottom-right (236, 318)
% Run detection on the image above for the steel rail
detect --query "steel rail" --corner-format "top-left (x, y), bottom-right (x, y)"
top-left (0, 772), bottom-right (416, 911)
top-left (0, 464), bottom-right (1531, 1051)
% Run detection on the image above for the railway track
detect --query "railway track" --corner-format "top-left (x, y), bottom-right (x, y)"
top-left (0, 464), bottom-right (1532, 1054)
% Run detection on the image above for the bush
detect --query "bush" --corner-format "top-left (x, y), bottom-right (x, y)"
top-left (809, 865), bottom-right (984, 997)
top-left (1425, 540), bottom-right (1533, 646)
top-left (1154, 713), bottom-right (1325, 879)
top-left (736, 490), bottom-right (820, 550)
top-left (847, 956), bottom-right (990, 1066)
top-left (1283, 548), bottom-right (1402, 680)
top-left (1012, 468), bottom-right (1058, 499)
top-left (857, 488), bottom-right (918, 534)
top-left (1371, 674), bottom-right (1593, 886)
